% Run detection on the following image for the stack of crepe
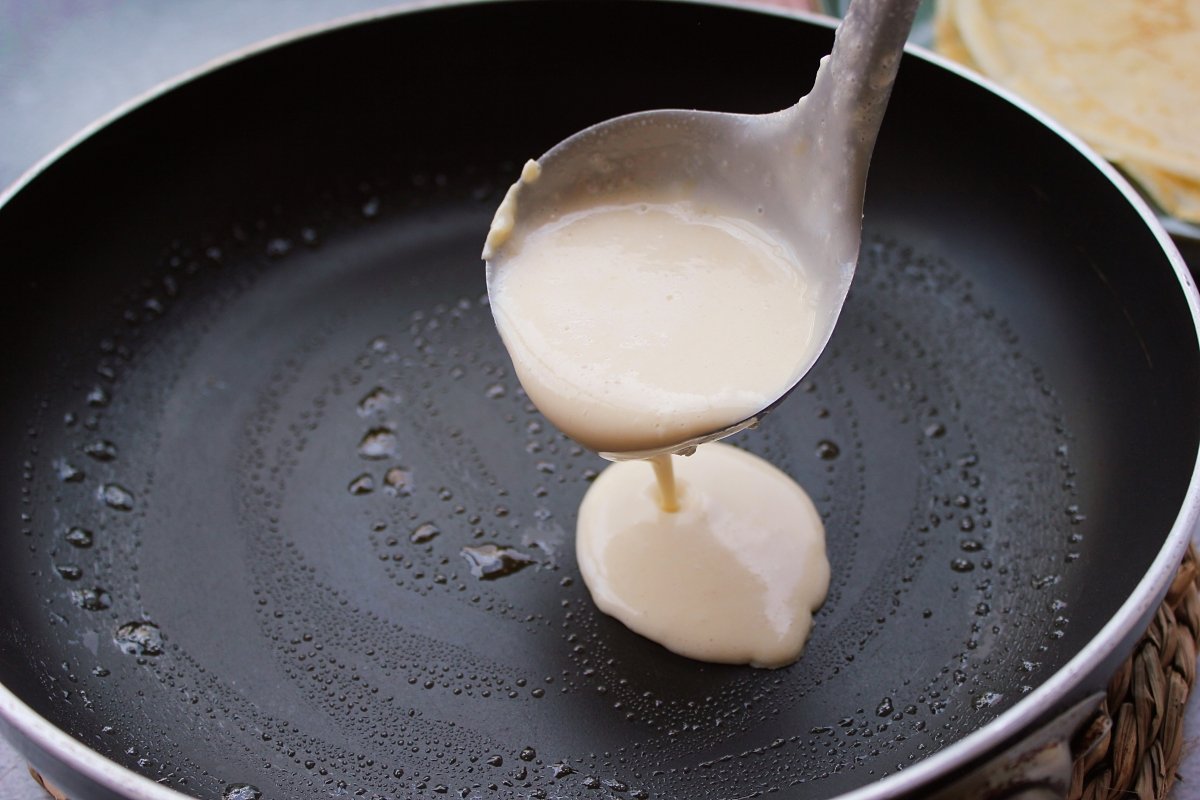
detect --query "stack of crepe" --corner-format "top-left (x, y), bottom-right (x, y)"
top-left (934, 0), bottom-right (1200, 224)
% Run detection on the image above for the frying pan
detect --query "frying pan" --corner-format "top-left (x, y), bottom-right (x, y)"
top-left (1, 2), bottom-right (1198, 798)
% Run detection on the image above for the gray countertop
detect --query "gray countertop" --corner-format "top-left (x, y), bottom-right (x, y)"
top-left (0, 2), bottom-right (1197, 798)
top-left (0, 0), bottom-right (408, 191)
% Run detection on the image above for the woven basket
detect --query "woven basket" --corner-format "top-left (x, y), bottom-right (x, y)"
top-left (1070, 545), bottom-right (1199, 800)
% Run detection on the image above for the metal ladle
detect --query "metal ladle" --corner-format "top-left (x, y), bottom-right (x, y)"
top-left (484, 0), bottom-right (922, 460)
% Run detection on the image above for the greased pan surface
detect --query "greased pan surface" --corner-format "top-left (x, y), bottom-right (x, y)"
top-left (1, 2), bottom-right (1198, 799)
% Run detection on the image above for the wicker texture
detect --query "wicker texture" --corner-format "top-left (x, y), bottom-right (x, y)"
top-left (1071, 546), bottom-right (1199, 800)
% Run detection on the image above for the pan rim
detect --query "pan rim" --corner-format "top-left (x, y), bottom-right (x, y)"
top-left (0, 1), bottom-right (1198, 798)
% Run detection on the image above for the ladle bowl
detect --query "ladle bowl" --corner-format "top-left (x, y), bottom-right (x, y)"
top-left (483, 0), bottom-right (922, 459)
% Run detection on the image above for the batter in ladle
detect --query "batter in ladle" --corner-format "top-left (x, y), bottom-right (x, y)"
top-left (486, 184), bottom-right (830, 668)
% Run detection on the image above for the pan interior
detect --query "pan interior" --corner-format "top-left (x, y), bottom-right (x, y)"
top-left (0, 2), bottom-right (1197, 799)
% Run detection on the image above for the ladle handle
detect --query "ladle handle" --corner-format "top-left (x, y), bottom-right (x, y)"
top-left (795, 0), bottom-right (922, 214)
top-left (831, 1), bottom-right (921, 118)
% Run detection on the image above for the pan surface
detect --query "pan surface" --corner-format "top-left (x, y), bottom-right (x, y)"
top-left (1, 2), bottom-right (1198, 799)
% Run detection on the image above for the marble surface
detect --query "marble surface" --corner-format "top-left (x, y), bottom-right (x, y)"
top-left (0, 1), bottom-right (1197, 798)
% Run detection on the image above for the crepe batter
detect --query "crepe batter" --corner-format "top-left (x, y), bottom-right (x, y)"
top-left (486, 182), bottom-right (831, 668)
top-left (488, 198), bottom-right (821, 456)
top-left (577, 443), bottom-right (829, 668)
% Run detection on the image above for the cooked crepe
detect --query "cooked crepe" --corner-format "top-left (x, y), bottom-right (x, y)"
top-left (935, 0), bottom-right (1200, 223)
top-left (1121, 159), bottom-right (1200, 223)
top-left (933, 0), bottom-right (976, 66)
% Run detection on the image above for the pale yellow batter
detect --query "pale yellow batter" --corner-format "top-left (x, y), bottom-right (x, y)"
top-left (577, 443), bottom-right (829, 668)
top-left (487, 200), bottom-right (820, 457)
top-left (486, 180), bottom-right (830, 669)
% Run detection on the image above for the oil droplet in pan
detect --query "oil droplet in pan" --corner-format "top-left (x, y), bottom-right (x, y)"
top-left (115, 621), bottom-right (164, 656)
top-left (71, 587), bottom-right (111, 611)
top-left (357, 428), bottom-right (397, 459)
top-left (221, 784), bottom-right (262, 800)
top-left (99, 483), bottom-right (134, 511)
top-left (86, 385), bottom-right (110, 407)
top-left (815, 440), bottom-right (840, 460)
top-left (460, 544), bottom-right (536, 580)
top-left (83, 440), bottom-right (118, 461)
top-left (357, 387), bottom-right (392, 416)
top-left (54, 459), bottom-right (85, 483)
top-left (409, 522), bottom-right (440, 544)
top-left (65, 527), bottom-right (94, 548)
top-left (55, 565), bottom-right (83, 581)
top-left (347, 473), bottom-right (375, 495)
top-left (384, 466), bottom-right (413, 495)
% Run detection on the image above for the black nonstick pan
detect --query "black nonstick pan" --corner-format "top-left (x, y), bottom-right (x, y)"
top-left (1, 2), bottom-right (1198, 799)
